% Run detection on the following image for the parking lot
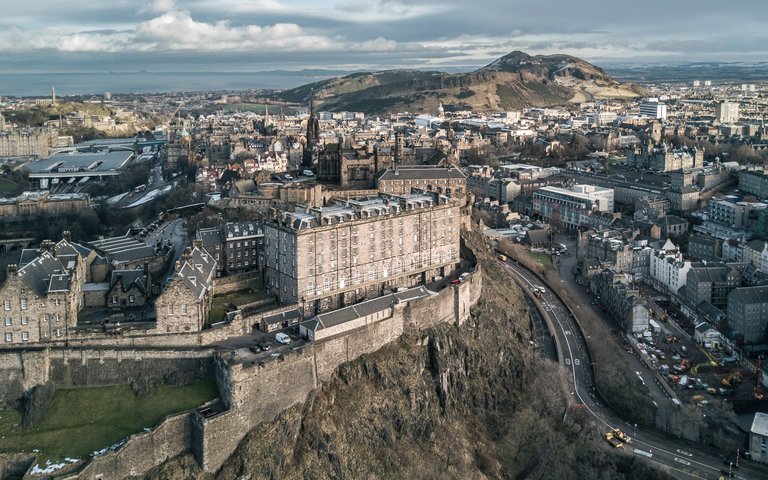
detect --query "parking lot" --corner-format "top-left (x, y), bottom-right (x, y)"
top-left (212, 325), bottom-right (308, 364)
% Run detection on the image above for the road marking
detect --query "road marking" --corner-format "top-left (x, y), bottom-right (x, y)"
top-left (565, 359), bottom-right (571, 365)
top-left (575, 359), bottom-right (580, 366)
top-left (676, 449), bottom-right (692, 457)
top-left (674, 458), bottom-right (691, 466)
top-left (564, 330), bottom-right (571, 335)
top-left (634, 449), bottom-right (653, 458)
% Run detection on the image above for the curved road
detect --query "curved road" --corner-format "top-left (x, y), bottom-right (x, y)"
top-left (502, 258), bottom-right (766, 480)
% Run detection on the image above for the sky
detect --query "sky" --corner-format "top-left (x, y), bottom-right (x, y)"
top-left (2, 0), bottom-right (767, 73)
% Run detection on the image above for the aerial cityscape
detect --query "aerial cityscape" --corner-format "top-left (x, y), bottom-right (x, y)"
top-left (2, 1), bottom-right (768, 479)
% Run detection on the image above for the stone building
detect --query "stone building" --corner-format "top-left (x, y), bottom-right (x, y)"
top-left (0, 192), bottom-right (90, 218)
top-left (377, 166), bottom-right (467, 203)
top-left (0, 127), bottom-right (53, 158)
top-left (106, 267), bottom-right (151, 308)
top-left (627, 142), bottom-right (703, 172)
top-left (0, 239), bottom-right (86, 347)
top-left (263, 192), bottom-right (461, 316)
top-left (197, 222), bottom-right (265, 277)
top-left (685, 264), bottom-right (741, 311)
top-left (154, 246), bottom-right (217, 333)
top-left (727, 286), bottom-right (768, 344)
top-left (739, 169), bottom-right (768, 199)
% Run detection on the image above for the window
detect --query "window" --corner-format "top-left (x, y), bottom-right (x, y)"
top-left (182, 304), bottom-right (188, 315)
top-left (168, 305), bottom-right (174, 315)
top-left (323, 277), bottom-right (332, 291)
top-left (3, 300), bottom-right (9, 311)
top-left (21, 332), bottom-right (28, 341)
top-left (368, 266), bottom-right (377, 280)
top-left (4, 333), bottom-right (11, 342)
top-left (128, 295), bottom-right (135, 304)
top-left (21, 316), bottom-right (28, 325)
top-left (55, 329), bottom-right (61, 337)
top-left (112, 296), bottom-right (118, 304)
top-left (20, 298), bottom-right (27, 310)
top-left (4, 317), bottom-right (10, 326)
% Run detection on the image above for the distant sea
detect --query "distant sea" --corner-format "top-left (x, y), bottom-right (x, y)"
top-left (0, 70), bottom-right (349, 97)
top-left (2, 62), bottom-right (767, 98)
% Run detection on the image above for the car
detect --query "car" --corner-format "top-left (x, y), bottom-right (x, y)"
top-left (275, 332), bottom-right (291, 344)
top-left (302, 169), bottom-right (314, 177)
top-left (257, 341), bottom-right (270, 351)
top-left (284, 174), bottom-right (293, 181)
top-left (450, 279), bottom-right (461, 284)
top-left (249, 345), bottom-right (261, 354)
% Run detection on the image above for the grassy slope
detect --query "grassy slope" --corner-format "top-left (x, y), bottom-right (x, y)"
top-left (0, 379), bottom-right (218, 462)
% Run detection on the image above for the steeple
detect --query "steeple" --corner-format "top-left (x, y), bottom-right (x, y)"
top-left (51, 87), bottom-right (56, 105)
top-left (264, 104), bottom-right (270, 127)
top-left (303, 91), bottom-right (319, 168)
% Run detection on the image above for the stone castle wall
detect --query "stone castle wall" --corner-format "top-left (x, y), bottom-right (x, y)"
top-left (0, 348), bottom-right (213, 408)
top-left (195, 263), bottom-right (482, 473)
top-left (13, 256), bottom-right (482, 479)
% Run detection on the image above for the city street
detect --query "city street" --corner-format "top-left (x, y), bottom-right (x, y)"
top-left (502, 257), bottom-right (767, 480)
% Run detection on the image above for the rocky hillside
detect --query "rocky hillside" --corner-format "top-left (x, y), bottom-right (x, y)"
top-left (272, 51), bottom-right (642, 114)
top-left (145, 229), bottom-right (671, 480)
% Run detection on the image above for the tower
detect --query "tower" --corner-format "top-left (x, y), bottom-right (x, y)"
top-left (438, 102), bottom-right (445, 120)
top-left (51, 87), bottom-right (56, 105)
top-left (304, 93), bottom-right (319, 168)
top-left (264, 104), bottom-right (270, 127)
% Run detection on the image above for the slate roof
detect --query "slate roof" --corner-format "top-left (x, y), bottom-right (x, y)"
top-left (378, 167), bottom-right (465, 182)
top-left (176, 246), bottom-right (217, 300)
top-left (88, 235), bottom-right (155, 264)
top-left (196, 228), bottom-right (223, 247)
top-left (303, 286), bottom-right (433, 334)
top-left (262, 309), bottom-right (302, 326)
top-left (18, 251), bottom-right (70, 297)
top-left (729, 286), bottom-right (768, 305)
top-left (110, 269), bottom-right (148, 294)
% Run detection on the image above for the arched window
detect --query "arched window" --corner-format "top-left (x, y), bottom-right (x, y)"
top-left (422, 252), bottom-right (430, 266)
top-left (306, 282), bottom-right (315, 296)
top-left (382, 263), bottom-right (390, 277)
top-left (396, 259), bottom-right (404, 274)
top-left (354, 270), bottom-right (362, 284)
top-left (411, 257), bottom-right (417, 270)
top-left (339, 272), bottom-right (347, 289)
top-left (323, 277), bottom-right (332, 291)
top-left (368, 266), bottom-right (377, 280)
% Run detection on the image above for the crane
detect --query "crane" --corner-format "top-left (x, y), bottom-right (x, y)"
top-left (167, 101), bottom-right (185, 125)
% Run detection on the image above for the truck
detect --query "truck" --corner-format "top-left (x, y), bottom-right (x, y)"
top-left (604, 432), bottom-right (623, 448)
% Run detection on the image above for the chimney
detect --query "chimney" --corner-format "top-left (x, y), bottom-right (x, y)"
top-left (62, 230), bottom-right (71, 242)
top-left (7, 264), bottom-right (18, 276)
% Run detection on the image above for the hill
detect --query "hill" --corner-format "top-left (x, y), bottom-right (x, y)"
top-left (272, 51), bottom-right (643, 114)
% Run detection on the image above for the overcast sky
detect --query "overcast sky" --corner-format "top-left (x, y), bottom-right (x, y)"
top-left (2, 0), bottom-right (767, 73)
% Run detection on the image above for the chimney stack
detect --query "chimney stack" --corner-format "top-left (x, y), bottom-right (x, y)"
top-left (62, 230), bottom-right (71, 242)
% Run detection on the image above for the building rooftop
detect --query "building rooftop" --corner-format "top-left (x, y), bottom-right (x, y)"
top-left (378, 166), bottom-right (466, 181)
top-left (751, 412), bottom-right (768, 437)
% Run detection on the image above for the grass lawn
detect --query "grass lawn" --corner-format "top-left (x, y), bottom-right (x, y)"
top-left (0, 378), bottom-right (218, 462)
top-left (527, 251), bottom-right (552, 266)
top-left (0, 177), bottom-right (17, 196)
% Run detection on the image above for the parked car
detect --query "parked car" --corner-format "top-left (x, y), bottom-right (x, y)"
top-left (249, 345), bottom-right (261, 353)
top-left (275, 332), bottom-right (291, 344)
top-left (257, 341), bottom-right (270, 351)
top-left (302, 169), bottom-right (314, 177)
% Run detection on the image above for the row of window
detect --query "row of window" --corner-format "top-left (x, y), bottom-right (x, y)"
top-left (3, 298), bottom-right (61, 310)
top-left (303, 251), bottom-right (456, 296)
top-left (4, 329), bottom-right (61, 342)
top-left (4, 314), bottom-right (60, 326)
top-left (166, 304), bottom-right (190, 315)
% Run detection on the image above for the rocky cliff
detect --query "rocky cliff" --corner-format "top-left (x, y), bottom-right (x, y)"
top-left (272, 50), bottom-right (642, 114)
top-left (145, 230), bottom-right (671, 480)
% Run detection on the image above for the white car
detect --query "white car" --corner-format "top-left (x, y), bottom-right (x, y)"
top-left (302, 169), bottom-right (314, 177)
top-left (275, 332), bottom-right (291, 344)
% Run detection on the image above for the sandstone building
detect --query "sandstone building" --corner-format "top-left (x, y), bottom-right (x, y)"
top-left (263, 191), bottom-right (461, 316)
